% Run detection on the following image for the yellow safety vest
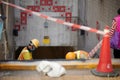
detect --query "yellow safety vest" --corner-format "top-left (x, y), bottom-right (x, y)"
top-left (18, 47), bottom-right (33, 60)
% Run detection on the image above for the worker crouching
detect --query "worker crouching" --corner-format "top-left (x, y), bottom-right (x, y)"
top-left (18, 39), bottom-right (40, 60)
top-left (65, 50), bottom-right (89, 60)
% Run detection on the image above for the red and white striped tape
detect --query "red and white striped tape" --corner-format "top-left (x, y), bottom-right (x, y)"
top-left (88, 40), bottom-right (102, 58)
top-left (88, 23), bottom-right (116, 58)
top-left (1, 1), bottom-right (105, 35)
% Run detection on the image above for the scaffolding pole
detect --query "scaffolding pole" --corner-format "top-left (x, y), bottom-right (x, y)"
top-left (0, 0), bottom-right (9, 60)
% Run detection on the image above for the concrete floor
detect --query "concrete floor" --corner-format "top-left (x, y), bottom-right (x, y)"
top-left (0, 69), bottom-right (120, 80)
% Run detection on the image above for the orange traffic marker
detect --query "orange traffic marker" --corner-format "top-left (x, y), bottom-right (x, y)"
top-left (91, 26), bottom-right (119, 77)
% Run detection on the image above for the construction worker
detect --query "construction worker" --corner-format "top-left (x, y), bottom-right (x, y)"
top-left (18, 39), bottom-right (40, 60)
top-left (65, 50), bottom-right (89, 60)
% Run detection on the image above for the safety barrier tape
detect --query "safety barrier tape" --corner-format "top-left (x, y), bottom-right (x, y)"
top-left (1, 1), bottom-right (105, 35)
top-left (89, 40), bottom-right (102, 58)
top-left (89, 23), bottom-right (116, 58)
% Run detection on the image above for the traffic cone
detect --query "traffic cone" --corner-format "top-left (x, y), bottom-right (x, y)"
top-left (91, 26), bottom-right (119, 77)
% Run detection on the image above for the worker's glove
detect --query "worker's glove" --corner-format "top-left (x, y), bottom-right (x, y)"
top-left (36, 61), bottom-right (66, 77)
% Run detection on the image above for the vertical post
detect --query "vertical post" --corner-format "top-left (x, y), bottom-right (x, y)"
top-left (0, 0), bottom-right (9, 60)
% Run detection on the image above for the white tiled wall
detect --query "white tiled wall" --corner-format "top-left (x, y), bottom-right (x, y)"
top-left (14, 0), bottom-right (78, 48)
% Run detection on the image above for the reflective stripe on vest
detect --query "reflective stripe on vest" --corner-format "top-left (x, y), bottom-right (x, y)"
top-left (18, 50), bottom-right (29, 60)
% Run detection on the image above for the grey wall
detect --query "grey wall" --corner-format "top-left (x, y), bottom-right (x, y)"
top-left (78, 0), bottom-right (120, 57)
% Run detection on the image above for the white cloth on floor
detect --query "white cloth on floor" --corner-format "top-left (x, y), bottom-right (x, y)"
top-left (36, 61), bottom-right (66, 77)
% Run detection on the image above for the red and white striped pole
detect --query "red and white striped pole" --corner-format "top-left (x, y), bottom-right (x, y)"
top-left (89, 23), bottom-right (116, 58)
top-left (89, 26), bottom-right (110, 58)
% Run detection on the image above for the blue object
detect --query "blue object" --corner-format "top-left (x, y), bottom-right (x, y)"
top-left (0, 19), bottom-right (3, 39)
top-left (44, 21), bottom-right (48, 28)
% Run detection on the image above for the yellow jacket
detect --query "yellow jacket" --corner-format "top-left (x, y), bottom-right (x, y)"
top-left (18, 47), bottom-right (33, 60)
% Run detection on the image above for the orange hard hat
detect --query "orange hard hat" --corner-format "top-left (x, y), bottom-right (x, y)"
top-left (74, 50), bottom-right (89, 59)
top-left (65, 52), bottom-right (76, 60)
top-left (30, 39), bottom-right (40, 48)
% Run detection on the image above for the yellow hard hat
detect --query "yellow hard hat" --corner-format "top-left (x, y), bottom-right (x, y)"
top-left (65, 52), bottom-right (76, 60)
top-left (30, 39), bottom-right (40, 48)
